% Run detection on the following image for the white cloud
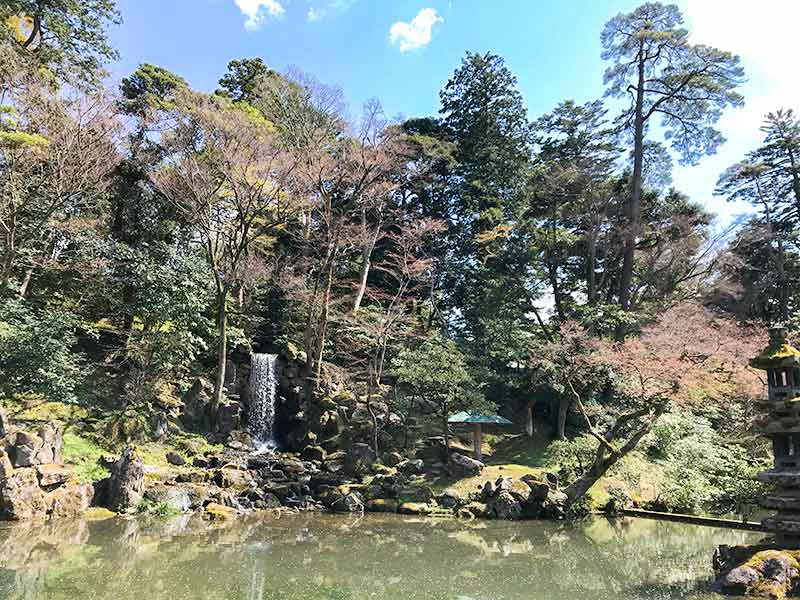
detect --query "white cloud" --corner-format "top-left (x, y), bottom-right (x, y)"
top-left (673, 0), bottom-right (800, 227)
top-left (307, 6), bottom-right (323, 21)
top-left (306, 0), bottom-right (356, 22)
top-left (389, 8), bottom-right (443, 53)
top-left (234, 0), bottom-right (285, 30)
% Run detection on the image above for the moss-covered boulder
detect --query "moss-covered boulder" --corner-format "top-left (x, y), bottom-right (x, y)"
top-left (398, 502), bottom-right (430, 515)
top-left (366, 498), bottom-right (398, 513)
top-left (301, 445), bottom-right (326, 462)
top-left (204, 502), bottom-right (237, 521)
top-left (714, 546), bottom-right (800, 598)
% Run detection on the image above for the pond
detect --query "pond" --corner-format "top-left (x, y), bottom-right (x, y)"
top-left (0, 512), bottom-right (759, 600)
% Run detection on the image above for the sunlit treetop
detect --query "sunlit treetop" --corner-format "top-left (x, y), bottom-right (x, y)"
top-left (1, 0), bottom-right (120, 89)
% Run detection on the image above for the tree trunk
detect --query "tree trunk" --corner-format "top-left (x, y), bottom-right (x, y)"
top-left (546, 258), bottom-right (566, 321)
top-left (586, 221), bottom-right (598, 305)
top-left (352, 224), bottom-right (379, 314)
top-left (786, 146), bottom-right (800, 221)
top-left (563, 401), bottom-right (667, 509)
top-left (472, 423), bottom-right (482, 461)
top-left (777, 234), bottom-right (789, 323)
top-left (443, 410), bottom-right (450, 463)
top-left (17, 267), bottom-right (32, 298)
top-left (403, 396), bottom-right (415, 449)
top-left (618, 41), bottom-right (646, 324)
top-left (312, 257), bottom-right (335, 391)
top-left (555, 396), bottom-right (569, 440)
top-left (366, 364), bottom-right (380, 457)
top-left (525, 400), bottom-right (535, 438)
top-left (211, 287), bottom-right (229, 418)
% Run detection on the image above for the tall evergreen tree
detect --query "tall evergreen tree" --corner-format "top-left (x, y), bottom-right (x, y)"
top-left (601, 2), bottom-right (744, 319)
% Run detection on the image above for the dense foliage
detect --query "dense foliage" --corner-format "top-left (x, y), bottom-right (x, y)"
top-left (0, 0), bottom-right (791, 515)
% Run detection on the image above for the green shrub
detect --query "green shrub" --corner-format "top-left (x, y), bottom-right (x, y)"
top-left (0, 299), bottom-right (86, 403)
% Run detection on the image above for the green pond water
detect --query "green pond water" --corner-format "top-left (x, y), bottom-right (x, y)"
top-left (0, 512), bottom-right (758, 600)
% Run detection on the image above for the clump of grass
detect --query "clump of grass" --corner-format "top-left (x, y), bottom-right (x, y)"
top-left (135, 498), bottom-right (181, 517)
top-left (61, 431), bottom-right (110, 483)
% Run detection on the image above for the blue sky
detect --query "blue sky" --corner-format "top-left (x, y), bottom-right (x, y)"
top-left (110, 0), bottom-right (799, 228)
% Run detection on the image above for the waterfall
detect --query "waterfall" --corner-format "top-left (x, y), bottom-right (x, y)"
top-left (248, 353), bottom-right (278, 449)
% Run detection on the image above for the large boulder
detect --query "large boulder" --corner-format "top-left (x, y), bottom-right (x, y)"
top-left (521, 474), bottom-right (551, 501)
top-left (365, 498), bottom-right (399, 513)
top-left (397, 459), bottom-right (424, 475)
top-left (449, 453), bottom-right (484, 477)
top-left (11, 425), bottom-right (62, 468)
top-left (539, 490), bottom-right (569, 519)
top-left (215, 400), bottom-right (241, 437)
top-left (714, 549), bottom-right (800, 598)
top-left (275, 457), bottom-right (306, 475)
top-left (398, 502), bottom-right (430, 515)
top-left (144, 482), bottom-right (208, 512)
top-left (489, 490), bottom-right (522, 520)
top-left (11, 431), bottom-right (43, 468)
top-left (213, 467), bottom-right (253, 491)
top-left (383, 452), bottom-right (404, 468)
top-left (165, 451), bottom-right (186, 467)
top-left (45, 482), bottom-right (94, 519)
top-left (105, 446), bottom-right (145, 511)
top-left (0, 468), bottom-right (47, 520)
top-left (345, 442), bottom-right (376, 476)
top-left (35, 464), bottom-right (72, 488)
top-left (437, 488), bottom-right (462, 509)
top-left (301, 445), bottom-right (327, 462)
top-left (0, 448), bottom-right (13, 480)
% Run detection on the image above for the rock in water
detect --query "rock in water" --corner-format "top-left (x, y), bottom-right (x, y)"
top-left (0, 468), bottom-right (48, 520)
top-left (45, 482), bottom-right (94, 519)
top-left (105, 446), bottom-right (145, 511)
top-left (714, 547), bottom-right (800, 598)
top-left (398, 502), bottom-right (430, 515)
top-left (489, 490), bottom-right (522, 520)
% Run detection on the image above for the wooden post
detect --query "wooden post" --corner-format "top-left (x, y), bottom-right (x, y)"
top-left (472, 423), bottom-right (482, 462)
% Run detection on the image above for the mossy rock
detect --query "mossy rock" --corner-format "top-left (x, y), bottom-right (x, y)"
top-left (371, 464), bottom-right (396, 476)
top-left (366, 498), bottom-right (398, 513)
top-left (717, 549), bottom-right (800, 599)
top-left (398, 502), bottom-right (430, 515)
top-left (463, 502), bottom-right (489, 518)
top-left (301, 445), bottom-right (326, 462)
top-left (204, 502), bottom-right (237, 521)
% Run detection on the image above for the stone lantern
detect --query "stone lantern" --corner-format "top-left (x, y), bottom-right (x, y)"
top-left (752, 326), bottom-right (800, 547)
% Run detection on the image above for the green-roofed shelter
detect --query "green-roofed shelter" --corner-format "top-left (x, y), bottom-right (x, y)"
top-left (448, 412), bottom-right (513, 461)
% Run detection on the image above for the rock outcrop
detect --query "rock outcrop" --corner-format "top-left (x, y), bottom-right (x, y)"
top-left (0, 414), bottom-right (92, 521)
top-left (479, 474), bottom-right (567, 520)
top-left (448, 452), bottom-right (484, 477)
top-left (103, 446), bottom-right (145, 512)
top-left (714, 545), bottom-right (800, 598)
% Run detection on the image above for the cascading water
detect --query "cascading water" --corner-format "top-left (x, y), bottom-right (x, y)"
top-left (248, 353), bottom-right (278, 450)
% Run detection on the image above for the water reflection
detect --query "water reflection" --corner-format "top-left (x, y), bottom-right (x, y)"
top-left (0, 513), bottom-right (759, 600)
